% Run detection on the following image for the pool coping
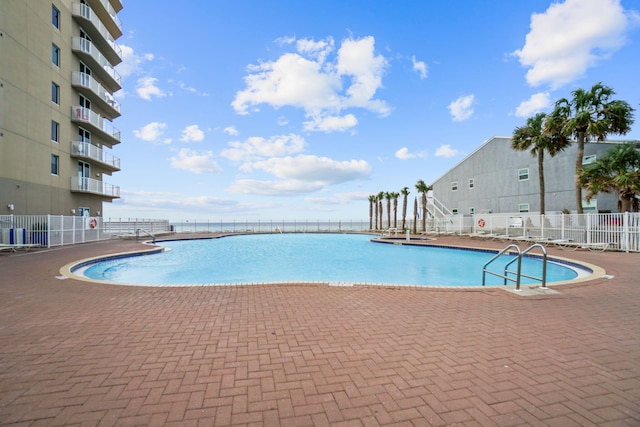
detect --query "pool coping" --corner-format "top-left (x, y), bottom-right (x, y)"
top-left (59, 233), bottom-right (607, 293)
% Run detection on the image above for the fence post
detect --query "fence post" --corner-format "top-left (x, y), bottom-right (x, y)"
top-left (623, 211), bottom-right (630, 253)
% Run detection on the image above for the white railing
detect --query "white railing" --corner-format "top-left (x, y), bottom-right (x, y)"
top-left (71, 72), bottom-right (121, 116)
top-left (71, 176), bottom-right (120, 198)
top-left (71, 141), bottom-right (120, 170)
top-left (71, 2), bottom-right (122, 60)
top-left (168, 219), bottom-right (371, 234)
top-left (3, 214), bottom-right (637, 251)
top-left (71, 106), bottom-right (121, 142)
top-left (99, 0), bottom-right (123, 32)
top-left (71, 37), bottom-right (122, 88)
top-left (0, 216), bottom-right (171, 248)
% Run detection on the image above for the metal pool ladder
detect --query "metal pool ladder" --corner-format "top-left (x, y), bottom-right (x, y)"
top-left (482, 243), bottom-right (548, 290)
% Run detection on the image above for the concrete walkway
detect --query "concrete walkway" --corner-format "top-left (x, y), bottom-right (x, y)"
top-left (0, 236), bottom-right (638, 426)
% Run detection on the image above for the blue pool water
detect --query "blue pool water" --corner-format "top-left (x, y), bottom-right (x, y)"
top-left (82, 233), bottom-right (582, 287)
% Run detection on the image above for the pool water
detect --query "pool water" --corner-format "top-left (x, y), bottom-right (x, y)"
top-left (83, 234), bottom-right (582, 287)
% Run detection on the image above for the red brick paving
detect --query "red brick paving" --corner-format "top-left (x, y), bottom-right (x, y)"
top-left (0, 235), bottom-right (639, 426)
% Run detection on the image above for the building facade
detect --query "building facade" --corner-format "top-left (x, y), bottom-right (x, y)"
top-left (432, 136), bottom-right (639, 215)
top-left (0, 0), bottom-right (123, 217)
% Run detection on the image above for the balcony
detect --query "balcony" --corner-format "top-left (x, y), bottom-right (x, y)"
top-left (71, 141), bottom-right (121, 172)
top-left (71, 72), bottom-right (121, 119)
top-left (88, 0), bottom-right (123, 38)
top-left (72, 3), bottom-right (122, 65)
top-left (71, 106), bottom-right (121, 145)
top-left (72, 37), bottom-right (122, 92)
top-left (71, 176), bottom-right (120, 199)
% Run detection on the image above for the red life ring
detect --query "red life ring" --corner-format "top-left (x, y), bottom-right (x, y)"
top-left (477, 218), bottom-right (485, 228)
top-left (89, 217), bottom-right (98, 229)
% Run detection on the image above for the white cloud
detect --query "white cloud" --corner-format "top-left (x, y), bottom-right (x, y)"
top-left (180, 124), bottom-right (205, 142)
top-left (228, 179), bottom-right (326, 196)
top-left (221, 134), bottom-right (306, 162)
top-left (395, 147), bottom-right (416, 160)
top-left (246, 155), bottom-right (371, 184)
top-left (116, 44), bottom-right (154, 78)
top-left (224, 126), bottom-right (239, 136)
top-left (515, 92), bottom-right (551, 118)
top-left (448, 95), bottom-right (475, 122)
top-left (136, 76), bottom-right (167, 101)
top-left (303, 114), bottom-right (358, 132)
top-left (305, 191), bottom-right (370, 205)
top-left (411, 56), bottom-right (428, 79)
top-left (133, 122), bottom-right (167, 142)
top-left (232, 36), bottom-right (389, 132)
top-left (513, 0), bottom-right (633, 88)
top-left (435, 144), bottom-right (460, 158)
top-left (169, 148), bottom-right (222, 174)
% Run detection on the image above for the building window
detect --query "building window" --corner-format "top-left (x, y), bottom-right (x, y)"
top-left (52, 43), bottom-right (60, 66)
top-left (51, 121), bottom-right (60, 142)
top-left (583, 154), bottom-right (597, 165)
top-left (518, 168), bottom-right (529, 181)
top-left (51, 154), bottom-right (59, 175)
top-left (52, 5), bottom-right (60, 29)
top-left (452, 208), bottom-right (459, 215)
top-left (51, 82), bottom-right (60, 104)
top-left (469, 207), bottom-right (475, 214)
top-left (451, 181), bottom-right (458, 191)
top-left (469, 178), bottom-right (474, 189)
top-left (518, 203), bottom-right (529, 213)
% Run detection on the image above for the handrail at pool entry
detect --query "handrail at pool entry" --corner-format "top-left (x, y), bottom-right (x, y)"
top-left (482, 243), bottom-right (548, 290)
top-left (505, 243), bottom-right (548, 290)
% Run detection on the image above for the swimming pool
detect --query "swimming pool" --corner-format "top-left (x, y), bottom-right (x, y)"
top-left (78, 233), bottom-right (588, 287)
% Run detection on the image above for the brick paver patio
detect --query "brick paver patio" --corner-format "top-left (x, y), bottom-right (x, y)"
top-left (0, 236), bottom-right (638, 426)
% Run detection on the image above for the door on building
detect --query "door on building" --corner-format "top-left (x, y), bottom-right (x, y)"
top-left (78, 161), bottom-right (90, 191)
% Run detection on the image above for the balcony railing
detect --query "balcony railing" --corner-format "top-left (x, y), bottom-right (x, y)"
top-left (72, 2), bottom-right (122, 64)
top-left (88, 0), bottom-right (123, 38)
top-left (71, 176), bottom-right (120, 198)
top-left (72, 37), bottom-right (122, 92)
top-left (71, 141), bottom-right (121, 171)
top-left (71, 72), bottom-right (121, 118)
top-left (71, 106), bottom-right (121, 144)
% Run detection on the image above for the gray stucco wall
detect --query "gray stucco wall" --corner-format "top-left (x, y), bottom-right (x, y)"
top-left (432, 136), bottom-right (628, 214)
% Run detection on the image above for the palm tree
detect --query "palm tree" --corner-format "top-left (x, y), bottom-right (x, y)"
top-left (385, 192), bottom-right (392, 229)
top-left (400, 187), bottom-right (410, 230)
top-left (412, 197), bottom-right (418, 234)
top-left (368, 195), bottom-right (376, 230)
top-left (377, 191), bottom-right (385, 230)
top-left (512, 113), bottom-right (571, 214)
top-left (391, 192), bottom-right (400, 229)
top-left (415, 180), bottom-right (432, 232)
top-left (579, 143), bottom-right (640, 212)
top-left (546, 82), bottom-right (635, 213)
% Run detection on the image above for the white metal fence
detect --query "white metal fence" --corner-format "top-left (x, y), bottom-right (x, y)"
top-left (0, 216), bottom-right (170, 248)
top-left (2, 213), bottom-right (639, 252)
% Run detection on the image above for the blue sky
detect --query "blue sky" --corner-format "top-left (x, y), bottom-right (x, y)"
top-left (105, 0), bottom-right (640, 221)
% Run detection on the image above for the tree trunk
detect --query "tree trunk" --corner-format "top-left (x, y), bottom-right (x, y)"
top-left (413, 198), bottom-right (418, 234)
top-left (421, 193), bottom-right (427, 232)
top-left (402, 196), bottom-right (407, 230)
top-left (575, 133), bottom-right (586, 214)
top-left (538, 150), bottom-right (545, 215)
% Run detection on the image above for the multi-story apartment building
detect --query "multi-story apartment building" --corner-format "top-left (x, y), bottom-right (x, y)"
top-left (0, 0), bottom-right (123, 217)
top-left (432, 136), bottom-right (639, 215)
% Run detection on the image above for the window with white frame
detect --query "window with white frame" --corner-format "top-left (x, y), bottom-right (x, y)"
top-left (51, 82), bottom-right (60, 104)
top-left (52, 5), bottom-right (60, 29)
top-left (452, 208), bottom-right (459, 215)
top-left (51, 154), bottom-right (59, 175)
top-left (51, 120), bottom-right (59, 142)
top-left (518, 168), bottom-right (529, 181)
top-left (451, 181), bottom-right (458, 191)
top-left (469, 207), bottom-right (475, 214)
top-left (52, 43), bottom-right (60, 66)
top-left (469, 178), bottom-right (474, 189)
top-left (518, 203), bottom-right (529, 213)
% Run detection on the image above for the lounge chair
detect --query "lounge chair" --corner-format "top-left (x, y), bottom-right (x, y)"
top-left (0, 243), bottom-right (39, 253)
